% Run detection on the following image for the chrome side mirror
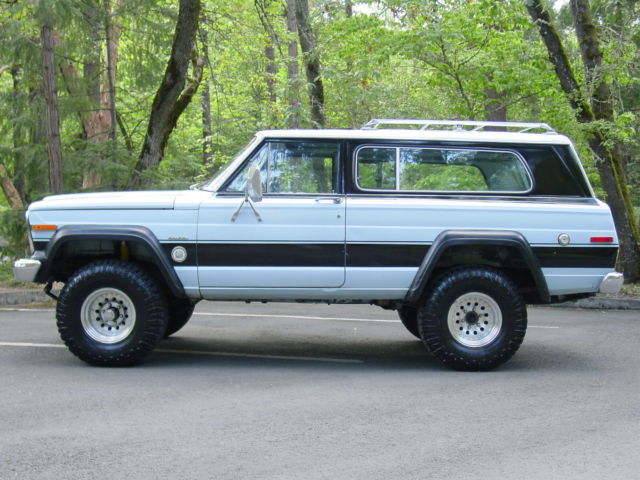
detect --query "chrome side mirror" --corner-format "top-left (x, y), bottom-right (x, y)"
top-left (231, 165), bottom-right (263, 222)
top-left (246, 165), bottom-right (263, 203)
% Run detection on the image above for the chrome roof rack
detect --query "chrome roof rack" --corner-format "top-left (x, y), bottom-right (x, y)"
top-left (362, 119), bottom-right (556, 134)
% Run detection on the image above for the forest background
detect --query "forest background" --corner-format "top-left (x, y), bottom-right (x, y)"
top-left (1, 0), bottom-right (639, 282)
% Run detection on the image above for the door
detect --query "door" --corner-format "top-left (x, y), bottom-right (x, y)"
top-left (198, 140), bottom-right (345, 290)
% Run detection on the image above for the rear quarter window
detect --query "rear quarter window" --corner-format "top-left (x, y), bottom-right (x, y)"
top-left (355, 146), bottom-right (532, 193)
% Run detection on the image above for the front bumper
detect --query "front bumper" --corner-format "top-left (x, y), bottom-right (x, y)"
top-left (13, 259), bottom-right (42, 283)
top-left (599, 272), bottom-right (624, 294)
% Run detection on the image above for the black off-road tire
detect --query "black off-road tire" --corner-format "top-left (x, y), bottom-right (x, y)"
top-left (418, 267), bottom-right (527, 371)
top-left (164, 298), bottom-right (198, 338)
top-left (56, 260), bottom-right (168, 366)
top-left (397, 305), bottom-right (421, 339)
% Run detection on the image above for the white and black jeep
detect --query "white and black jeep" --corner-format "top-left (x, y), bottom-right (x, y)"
top-left (14, 119), bottom-right (624, 370)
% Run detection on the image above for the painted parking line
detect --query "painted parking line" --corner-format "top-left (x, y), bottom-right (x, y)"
top-left (0, 308), bottom-right (55, 312)
top-left (0, 341), bottom-right (65, 349)
top-left (193, 312), bottom-right (560, 328)
top-left (0, 307), bottom-right (560, 328)
top-left (0, 341), bottom-right (363, 364)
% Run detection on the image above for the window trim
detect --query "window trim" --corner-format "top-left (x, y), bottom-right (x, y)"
top-left (353, 144), bottom-right (534, 195)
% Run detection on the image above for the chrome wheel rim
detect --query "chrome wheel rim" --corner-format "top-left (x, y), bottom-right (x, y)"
top-left (447, 292), bottom-right (502, 348)
top-left (81, 288), bottom-right (136, 344)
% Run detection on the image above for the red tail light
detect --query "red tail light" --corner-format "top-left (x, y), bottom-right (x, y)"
top-left (590, 237), bottom-right (613, 243)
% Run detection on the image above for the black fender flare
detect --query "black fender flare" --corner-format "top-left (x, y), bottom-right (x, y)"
top-left (35, 225), bottom-right (187, 298)
top-left (405, 230), bottom-right (550, 304)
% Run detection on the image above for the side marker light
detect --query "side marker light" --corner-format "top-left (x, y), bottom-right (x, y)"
top-left (590, 237), bottom-right (613, 243)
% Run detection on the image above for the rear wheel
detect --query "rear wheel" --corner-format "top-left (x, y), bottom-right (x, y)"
top-left (56, 260), bottom-right (168, 366)
top-left (418, 267), bottom-right (527, 371)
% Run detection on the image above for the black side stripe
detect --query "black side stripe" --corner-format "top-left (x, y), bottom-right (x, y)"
top-left (161, 242), bottom-right (617, 269)
top-left (346, 244), bottom-right (428, 267)
top-left (534, 247), bottom-right (617, 268)
top-left (183, 243), bottom-right (344, 267)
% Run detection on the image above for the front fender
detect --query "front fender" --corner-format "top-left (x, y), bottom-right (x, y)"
top-left (34, 225), bottom-right (186, 298)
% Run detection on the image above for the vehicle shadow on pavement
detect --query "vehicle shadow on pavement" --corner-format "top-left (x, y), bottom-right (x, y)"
top-left (151, 334), bottom-right (440, 370)
top-left (144, 334), bottom-right (580, 372)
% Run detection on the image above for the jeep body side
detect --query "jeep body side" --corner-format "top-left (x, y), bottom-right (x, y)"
top-left (14, 121), bottom-right (624, 370)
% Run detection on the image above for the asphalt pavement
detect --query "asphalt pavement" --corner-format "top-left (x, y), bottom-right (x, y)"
top-left (3, 287), bottom-right (639, 309)
top-left (1, 302), bottom-right (638, 480)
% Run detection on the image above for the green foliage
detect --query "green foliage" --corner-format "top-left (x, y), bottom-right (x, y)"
top-left (0, 209), bottom-right (28, 258)
top-left (0, 0), bottom-right (638, 255)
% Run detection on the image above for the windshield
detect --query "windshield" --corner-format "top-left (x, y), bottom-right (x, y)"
top-left (197, 136), bottom-right (261, 192)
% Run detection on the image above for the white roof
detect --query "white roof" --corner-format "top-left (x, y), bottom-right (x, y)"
top-left (257, 128), bottom-right (572, 146)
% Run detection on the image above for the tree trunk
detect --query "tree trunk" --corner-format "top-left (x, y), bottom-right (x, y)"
top-left (116, 110), bottom-right (134, 153)
top-left (265, 45), bottom-right (277, 103)
top-left (41, 14), bottom-right (64, 194)
top-left (199, 25), bottom-right (213, 167)
top-left (254, 0), bottom-right (279, 117)
top-left (484, 87), bottom-right (507, 122)
top-left (295, 0), bottom-right (326, 128)
top-left (570, 0), bottom-right (640, 281)
top-left (527, 0), bottom-right (640, 282)
top-left (200, 83), bottom-right (213, 166)
top-left (2, 69), bottom-right (24, 209)
top-left (0, 163), bottom-right (24, 210)
top-left (81, 4), bottom-right (106, 189)
top-left (526, 2), bottom-right (591, 122)
top-left (345, 0), bottom-right (353, 18)
top-left (11, 66), bottom-right (26, 204)
top-left (57, 2), bottom-right (121, 190)
top-left (128, 0), bottom-right (203, 188)
top-left (286, 0), bottom-right (301, 128)
top-left (105, 0), bottom-right (120, 143)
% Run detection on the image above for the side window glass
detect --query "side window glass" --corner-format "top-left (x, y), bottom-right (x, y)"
top-left (225, 144), bottom-right (269, 192)
top-left (356, 147), bottom-right (396, 189)
top-left (356, 146), bottom-right (531, 193)
top-left (399, 149), bottom-right (488, 191)
top-left (470, 151), bottom-right (531, 191)
top-left (224, 142), bottom-right (339, 194)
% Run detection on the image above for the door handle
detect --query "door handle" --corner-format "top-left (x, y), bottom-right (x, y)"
top-left (315, 197), bottom-right (342, 204)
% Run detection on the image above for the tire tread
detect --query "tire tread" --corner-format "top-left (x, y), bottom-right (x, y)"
top-left (418, 266), bottom-right (527, 371)
top-left (56, 260), bottom-right (168, 366)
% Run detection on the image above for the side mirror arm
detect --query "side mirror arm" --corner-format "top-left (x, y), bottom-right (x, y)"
top-left (230, 190), bottom-right (262, 222)
top-left (230, 165), bottom-right (263, 222)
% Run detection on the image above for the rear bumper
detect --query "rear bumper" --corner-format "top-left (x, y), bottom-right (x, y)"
top-left (13, 259), bottom-right (41, 283)
top-left (599, 272), bottom-right (624, 294)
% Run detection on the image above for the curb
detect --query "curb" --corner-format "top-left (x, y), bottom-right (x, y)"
top-left (543, 296), bottom-right (640, 310)
top-left (0, 288), bottom-right (638, 310)
top-left (0, 289), bottom-right (50, 306)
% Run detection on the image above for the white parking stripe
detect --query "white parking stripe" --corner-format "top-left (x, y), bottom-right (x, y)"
top-left (193, 312), bottom-right (559, 328)
top-left (0, 341), bottom-right (65, 349)
top-left (0, 307), bottom-right (560, 328)
top-left (0, 341), bottom-right (362, 364)
top-left (0, 308), bottom-right (55, 312)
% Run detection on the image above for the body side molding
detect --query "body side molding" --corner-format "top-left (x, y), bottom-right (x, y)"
top-left (405, 230), bottom-right (550, 304)
top-left (35, 225), bottom-right (187, 298)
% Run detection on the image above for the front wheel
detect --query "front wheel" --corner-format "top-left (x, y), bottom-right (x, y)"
top-left (164, 298), bottom-right (198, 338)
top-left (418, 267), bottom-right (527, 371)
top-left (56, 260), bottom-right (168, 366)
top-left (397, 305), bottom-right (420, 339)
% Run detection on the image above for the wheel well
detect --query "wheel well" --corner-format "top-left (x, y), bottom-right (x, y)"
top-left (47, 239), bottom-right (167, 289)
top-left (429, 245), bottom-right (542, 304)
